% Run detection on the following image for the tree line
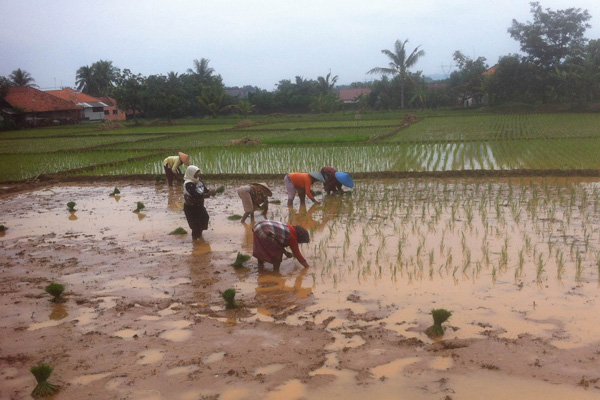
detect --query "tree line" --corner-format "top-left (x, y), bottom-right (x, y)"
top-left (2, 2), bottom-right (599, 119)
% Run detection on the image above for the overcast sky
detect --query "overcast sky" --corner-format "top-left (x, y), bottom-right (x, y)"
top-left (2, 0), bottom-right (600, 91)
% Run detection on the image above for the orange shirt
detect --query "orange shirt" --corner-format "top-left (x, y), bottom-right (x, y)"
top-left (288, 173), bottom-right (315, 201)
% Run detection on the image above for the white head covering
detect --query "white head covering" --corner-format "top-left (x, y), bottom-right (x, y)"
top-left (184, 165), bottom-right (200, 184)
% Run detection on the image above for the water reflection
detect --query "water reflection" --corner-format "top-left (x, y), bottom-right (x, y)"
top-left (192, 238), bottom-right (212, 255)
top-left (166, 185), bottom-right (183, 213)
top-left (49, 303), bottom-right (68, 320)
top-left (255, 269), bottom-right (312, 315)
top-left (68, 211), bottom-right (78, 221)
top-left (112, 195), bottom-right (121, 203)
top-left (136, 212), bottom-right (146, 221)
top-left (240, 222), bottom-right (254, 253)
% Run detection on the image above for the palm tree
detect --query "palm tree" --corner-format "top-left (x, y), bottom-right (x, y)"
top-left (75, 60), bottom-right (118, 96)
top-left (368, 39), bottom-right (425, 108)
top-left (197, 83), bottom-right (225, 118)
top-left (187, 58), bottom-right (215, 85)
top-left (317, 71), bottom-right (338, 95)
top-left (76, 65), bottom-right (96, 94)
top-left (9, 68), bottom-right (37, 87)
top-left (91, 60), bottom-right (119, 96)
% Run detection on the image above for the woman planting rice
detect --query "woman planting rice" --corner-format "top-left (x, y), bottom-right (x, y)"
top-left (284, 172), bottom-right (324, 207)
top-left (236, 183), bottom-right (272, 223)
top-left (183, 165), bottom-right (214, 239)
top-left (320, 166), bottom-right (354, 195)
top-left (252, 220), bottom-right (311, 270)
top-left (163, 152), bottom-right (190, 186)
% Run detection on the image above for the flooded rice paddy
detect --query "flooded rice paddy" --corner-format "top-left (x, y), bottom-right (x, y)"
top-left (1, 177), bottom-right (600, 399)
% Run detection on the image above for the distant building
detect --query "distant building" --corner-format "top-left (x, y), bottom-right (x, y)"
top-left (2, 86), bottom-right (82, 127)
top-left (225, 88), bottom-right (246, 99)
top-left (47, 88), bottom-right (109, 122)
top-left (98, 96), bottom-right (127, 121)
top-left (338, 88), bottom-right (371, 103)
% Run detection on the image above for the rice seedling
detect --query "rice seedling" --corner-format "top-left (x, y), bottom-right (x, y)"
top-left (66, 201), bottom-right (76, 211)
top-left (222, 288), bottom-right (239, 309)
top-left (30, 363), bottom-right (59, 398)
top-left (134, 201), bottom-right (145, 212)
top-left (227, 214), bottom-right (243, 221)
top-left (109, 187), bottom-right (121, 196)
top-left (425, 309), bottom-right (452, 338)
top-left (0, 225), bottom-right (6, 232)
top-left (231, 252), bottom-right (251, 268)
top-left (169, 227), bottom-right (187, 235)
top-left (44, 283), bottom-right (65, 302)
top-left (215, 185), bottom-right (225, 194)
top-left (575, 252), bottom-right (583, 281)
top-left (270, 199), bottom-right (281, 204)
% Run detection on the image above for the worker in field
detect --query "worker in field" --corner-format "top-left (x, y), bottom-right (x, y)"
top-left (320, 166), bottom-right (354, 195)
top-left (236, 182), bottom-right (272, 223)
top-left (252, 220), bottom-right (311, 270)
top-left (284, 171), bottom-right (324, 207)
top-left (163, 152), bottom-right (190, 186)
top-left (183, 165), bottom-right (215, 239)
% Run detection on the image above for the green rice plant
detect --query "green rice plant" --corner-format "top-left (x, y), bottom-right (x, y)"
top-left (169, 227), bottom-right (187, 235)
top-left (231, 252), bottom-right (251, 268)
top-left (44, 283), bottom-right (65, 302)
top-left (270, 199), bottom-right (281, 204)
top-left (425, 309), bottom-right (452, 338)
top-left (134, 201), bottom-right (145, 212)
top-left (536, 253), bottom-right (545, 282)
top-left (215, 185), bottom-right (225, 194)
top-left (227, 214), bottom-right (243, 221)
top-left (0, 225), bottom-right (5, 232)
top-left (66, 201), bottom-right (76, 211)
top-left (222, 288), bottom-right (239, 309)
top-left (30, 363), bottom-right (59, 397)
top-left (575, 252), bottom-right (583, 281)
top-left (109, 187), bottom-right (120, 196)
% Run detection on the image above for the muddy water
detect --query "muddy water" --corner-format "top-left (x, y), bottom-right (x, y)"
top-left (1, 178), bottom-right (600, 399)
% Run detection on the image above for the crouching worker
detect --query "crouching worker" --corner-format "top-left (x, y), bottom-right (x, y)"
top-left (237, 183), bottom-right (272, 223)
top-left (183, 165), bottom-right (214, 239)
top-left (163, 152), bottom-right (190, 186)
top-left (252, 220), bottom-right (310, 270)
top-left (320, 166), bottom-right (354, 195)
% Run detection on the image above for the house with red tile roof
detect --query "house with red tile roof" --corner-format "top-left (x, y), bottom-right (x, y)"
top-left (338, 88), bottom-right (371, 103)
top-left (98, 96), bottom-right (127, 121)
top-left (2, 86), bottom-right (83, 127)
top-left (47, 88), bottom-right (109, 122)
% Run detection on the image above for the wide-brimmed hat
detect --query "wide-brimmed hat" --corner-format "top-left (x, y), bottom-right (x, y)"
top-left (335, 171), bottom-right (354, 188)
top-left (253, 182), bottom-right (272, 197)
top-left (308, 171), bottom-right (325, 182)
top-left (178, 152), bottom-right (190, 166)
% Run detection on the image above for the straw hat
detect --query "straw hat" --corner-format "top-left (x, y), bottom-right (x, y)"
top-left (335, 171), bottom-right (354, 188)
top-left (253, 182), bottom-right (272, 197)
top-left (308, 171), bottom-right (325, 182)
top-left (178, 152), bottom-right (190, 166)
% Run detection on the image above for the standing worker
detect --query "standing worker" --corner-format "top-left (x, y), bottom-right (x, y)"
top-left (284, 172), bottom-right (324, 207)
top-left (320, 166), bottom-right (354, 195)
top-left (236, 182), bottom-right (272, 223)
top-left (163, 152), bottom-right (190, 186)
top-left (183, 165), bottom-right (214, 239)
top-left (252, 220), bottom-right (311, 270)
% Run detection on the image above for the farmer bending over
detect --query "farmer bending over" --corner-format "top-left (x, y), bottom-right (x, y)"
top-left (252, 220), bottom-right (311, 271)
top-left (236, 182), bottom-right (272, 223)
top-left (284, 172), bottom-right (324, 207)
top-left (163, 152), bottom-right (190, 186)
